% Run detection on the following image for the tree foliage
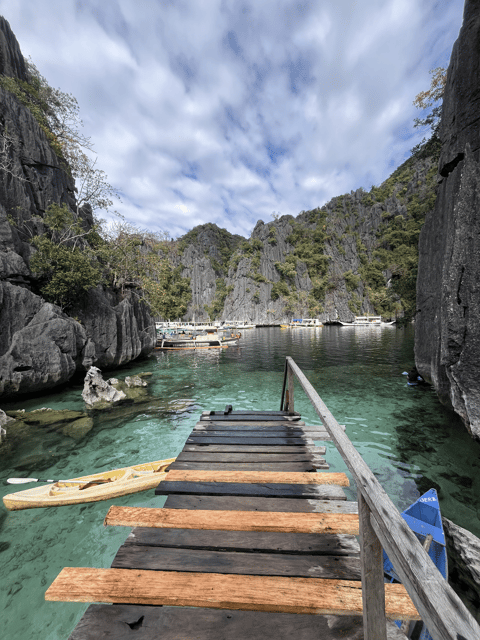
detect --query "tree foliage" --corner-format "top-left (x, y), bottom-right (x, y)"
top-left (411, 67), bottom-right (446, 156)
top-left (30, 203), bottom-right (102, 308)
top-left (100, 221), bottom-right (191, 319)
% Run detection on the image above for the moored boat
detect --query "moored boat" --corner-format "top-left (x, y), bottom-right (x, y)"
top-left (339, 315), bottom-right (395, 326)
top-left (3, 458), bottom-right (175, 510)
top-left (156, 327), bottom-right (241, 350)
top-left (286, 318), bottom-right (323, 328)
top-left (384, 488), bottom-right (447, 639)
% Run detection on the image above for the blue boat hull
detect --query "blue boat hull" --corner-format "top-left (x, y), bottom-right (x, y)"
top-left (383, 489), bottom-right (447, 640)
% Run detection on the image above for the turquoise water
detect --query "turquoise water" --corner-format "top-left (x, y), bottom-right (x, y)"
top-left (1, 325), bottom-right (479, 639)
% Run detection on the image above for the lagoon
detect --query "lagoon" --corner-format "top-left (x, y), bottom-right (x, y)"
top-left (1, 325), bottom-right (479, 639)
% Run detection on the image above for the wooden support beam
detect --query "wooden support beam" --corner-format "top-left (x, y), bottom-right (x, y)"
top-left (288, 365), bottom-right (295, 413)
top-left (104, 506), bottom-right (360, 535)
top-left (164, 470), bottom-right (349, 486)
top-left (358, 490), bottom-right (387, 640)
top-left (45, 568), bottom-right (420, 620)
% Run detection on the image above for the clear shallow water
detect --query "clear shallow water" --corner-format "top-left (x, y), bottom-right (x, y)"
top-left (1, 325), bottom-right (479, 639)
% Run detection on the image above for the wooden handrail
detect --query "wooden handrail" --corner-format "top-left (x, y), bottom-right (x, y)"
top-left (283, 356), bottom-right (480, 640)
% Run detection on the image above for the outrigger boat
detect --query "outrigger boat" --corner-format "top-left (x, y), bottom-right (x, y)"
top-left (3, 458), bottom-right (175, 510)
top-left (383, 488), bottom-right (447, 639)
top-left (156, 327), bottom-right (241, 350)
top-left (339, 315), bottom-right (395, 326)
top-left (281, 318), bottom-right (323, 328)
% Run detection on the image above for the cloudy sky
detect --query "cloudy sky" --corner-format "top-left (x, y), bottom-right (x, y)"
top-left (0, 0), bottom-right (465, 238)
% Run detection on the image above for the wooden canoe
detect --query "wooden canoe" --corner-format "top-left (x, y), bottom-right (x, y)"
top-left (3, 458), bottom-right (175, 511)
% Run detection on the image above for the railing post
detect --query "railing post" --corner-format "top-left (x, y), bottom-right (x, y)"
top-left (287, 363), bottom-right (294, 412)
top-left (357, 489), bottom-right (387, 640)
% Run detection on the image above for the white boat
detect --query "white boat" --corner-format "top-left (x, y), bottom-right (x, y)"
top-left (288, 318), bottom-right (323, 328)
top-left (339, 315), bottom-right (395, 326)
top-left (156, 328), bottom-right (241, 350)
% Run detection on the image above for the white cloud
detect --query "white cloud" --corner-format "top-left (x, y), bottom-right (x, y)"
top-left (0, 0), bottom-right (465, 238)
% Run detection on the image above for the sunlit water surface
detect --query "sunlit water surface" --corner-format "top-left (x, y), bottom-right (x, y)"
top-left (1, 325), bottom-right (479, 639)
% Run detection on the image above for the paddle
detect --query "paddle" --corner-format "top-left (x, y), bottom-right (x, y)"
top-left (7, 477), bottom-right (109, 485)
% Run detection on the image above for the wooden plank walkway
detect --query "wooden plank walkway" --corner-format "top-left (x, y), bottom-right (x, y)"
top-left (47, 410), bottom-right (415, 639)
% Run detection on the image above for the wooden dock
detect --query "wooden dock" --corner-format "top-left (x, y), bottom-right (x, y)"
top-left (46, 359), bottom-right (480, 640)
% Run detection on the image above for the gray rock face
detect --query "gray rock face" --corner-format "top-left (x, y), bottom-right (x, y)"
top-left (82, 367), bottom-right (126, 406)
top-left (416, 1), bottom-right (480, 439)
top-left (0, 282), bottom-right (87, 397)
top-left (0, 16), bottom-right (27, 79)
top-left (443, 516), bottom-right (480, 622)
top-left (0, 17), bottom-right (156, 401)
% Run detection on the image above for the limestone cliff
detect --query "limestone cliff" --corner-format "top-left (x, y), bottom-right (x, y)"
top-left (175, 149), bottom-right (438, 326)
top-left (416, 0), bottom-right (480, 440)
top-left (0, 17), bottom-right (155, 400)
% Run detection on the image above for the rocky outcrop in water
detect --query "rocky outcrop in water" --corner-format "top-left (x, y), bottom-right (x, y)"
top-left (82, 367), bottom-right (127, 406)
top-left (416, 0), bottom-right (480, 439)
top-left (81, 367), bottom-right (152, 409)
top-left (0, 17), bottom-right (155, 401)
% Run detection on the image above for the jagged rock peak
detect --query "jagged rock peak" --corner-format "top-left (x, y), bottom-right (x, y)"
top-left (0, 16), bottom-right (28, 80)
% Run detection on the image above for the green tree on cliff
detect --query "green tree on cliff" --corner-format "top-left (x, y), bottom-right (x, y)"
top-left (411, 67), bottom-right (447, 156)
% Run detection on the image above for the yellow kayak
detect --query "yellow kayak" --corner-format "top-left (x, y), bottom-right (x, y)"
top-left (3, 458), bottom-right (175, 511)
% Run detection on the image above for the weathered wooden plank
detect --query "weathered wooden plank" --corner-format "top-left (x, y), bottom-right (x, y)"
top-left (176, 451), bottom-right (323, 463)
top-left (203, 410), bottom-right (301, 417)
top-left (111, 545), bottom-right (363, 580)
top-left (192, 428), bottom-right (328, 439)
top-left (164, 470), bottom-right (348, 485)
top-left (123, 527), bottom-right (360, 556)
top-left (168, 461), bottom-right (326, 471)
top-left (67, 604), bottom-right (368, 640)
top-left (200, 415), bottom-right (301, 422)
top-left (194, 424), bottom-right (317, 432)
top-left (284, 356), bottom-right (480, 640)
top-left (46, 567), bottom-right (420, 620)
top-left (188, 430), bottom-right (313, 438)
top-left (191, 430), bottom-right (331, 440)
top-left (104, 506), bottom-right (360, 534)
top-left (200, 416), bottom-right (305, 428)
top-left (181, 444), bottom-right (327, 454)
top-left (156, 481), bottom-right (347, 500)
top-left (186, 437), bottom-right (314, 446)
top-left (163, 495), bottom-right (355, 512)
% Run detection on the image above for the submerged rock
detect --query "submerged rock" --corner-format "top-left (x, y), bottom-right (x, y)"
top-left (124, 375), bottom-right (147, 388)
top-left (2, 407), bottom-right (94, 447)
top-left (82, 367), bottom-right (126, 407)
